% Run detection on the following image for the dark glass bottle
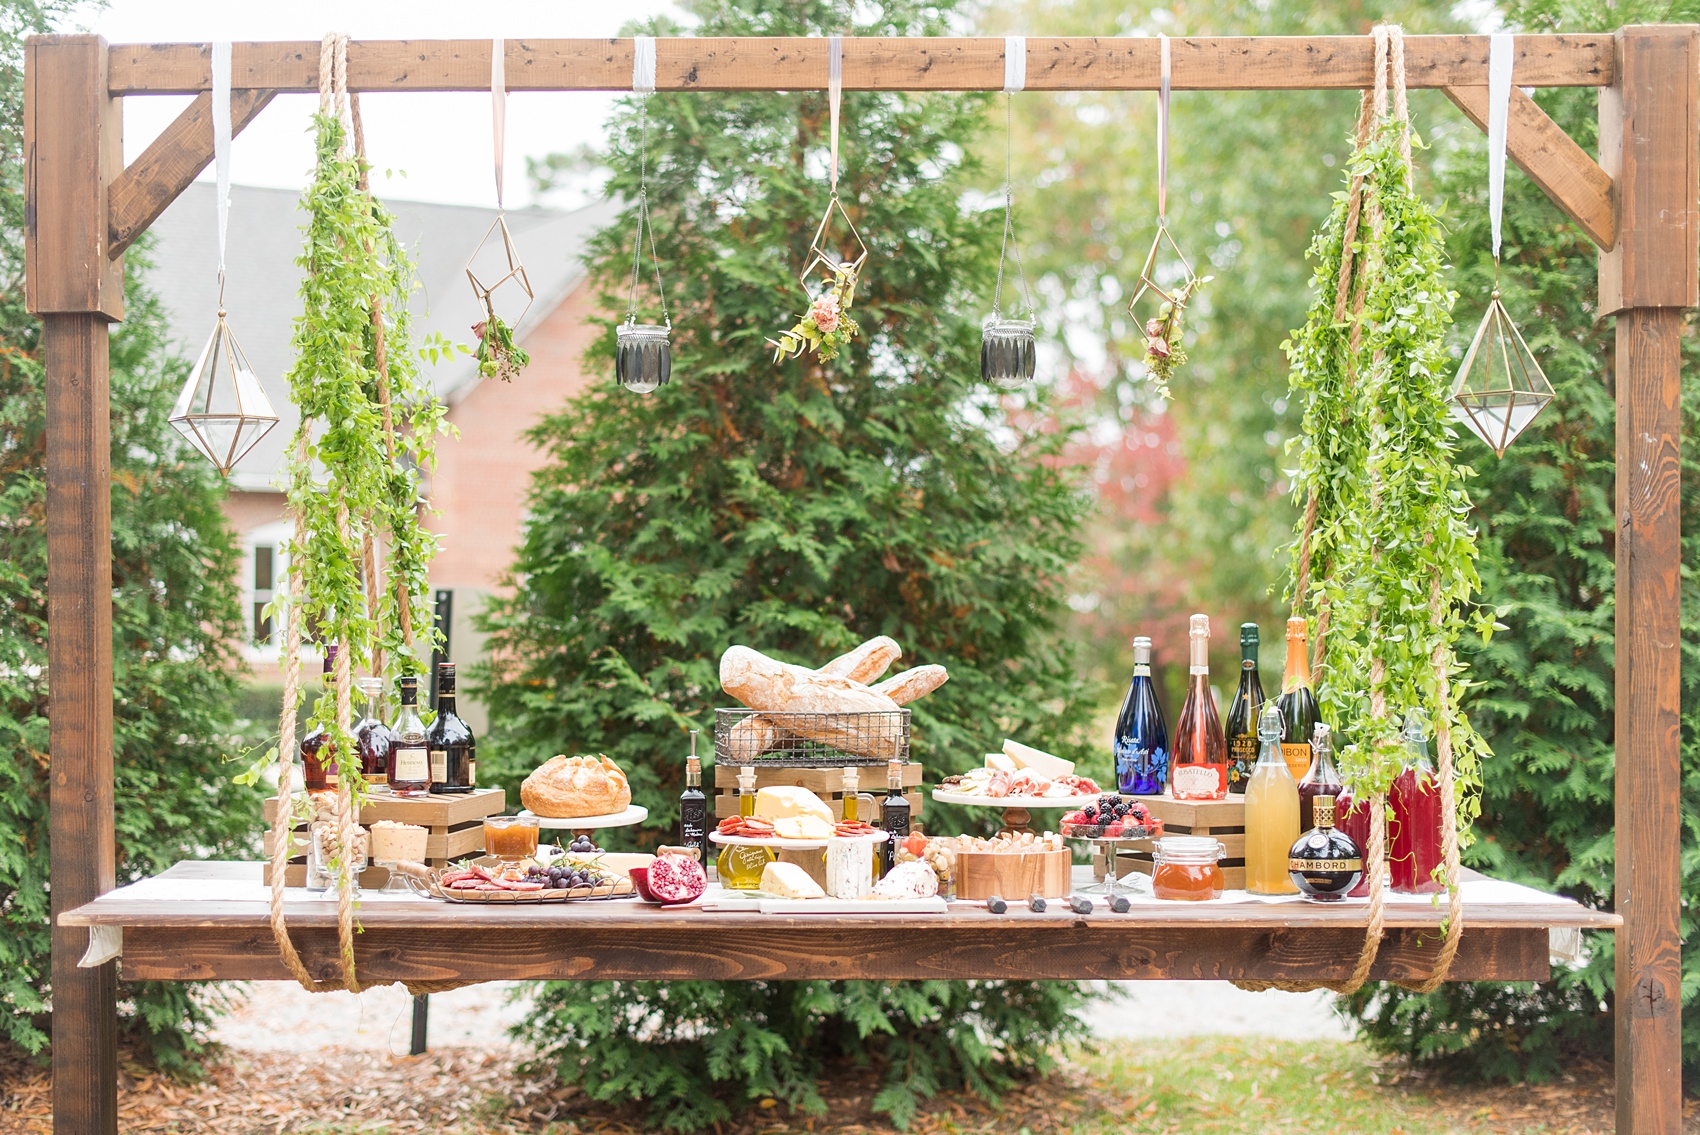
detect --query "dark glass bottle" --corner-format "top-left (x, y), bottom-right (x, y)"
top-left (1276, 617), bottom-right (1320, 783)
top-left (680, 731), bottom-right (708, 867)
top-left (1222, 623), bottom-right (1266, 794)
top-left (387, 676), bottom-right (431, 798)
top-left (427, 662), bottom-right (476, 793)
top-left (1297, 720), bottom-right (1344, 832)
top-left (354, 676), bottom-right (394, 789)
top-left (1171, 614), bottom-right (1228, 800)
top-left (1113, 636), bottom-right (1170, 795)
top-left (1288, 794), bottom-right (1363, 902)
top-left (879, 758), bottom-right (911, 876)
top-left (300, 646), bottom-right (338, 791)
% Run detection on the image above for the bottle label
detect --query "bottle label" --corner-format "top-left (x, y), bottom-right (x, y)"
top-left (1133, 664), bottom-right (1151, 677)
top-left (1189, 665), bottom-right (1209, 675)
top-left (430, 750), bottom-right (447, 783)
top-left (323, 769), bottom-right (338, 787)
top-left (1227, 735), bottom-right (1257, 786)
top-left (468, 760), bottom-right (477, 787)
top-left (1281, 742), bottom-right (1311, 780)
top-left (1114, 740), bottom-right (1168, 796)
top-left (1172, 764), bottom-right (1223, 797)
top-left (399, 730), bottom-right (425, 745)
top-left (393, 748), bottom-right (428, 782)
top-left (1291, 856), bottom-right (1362, 872)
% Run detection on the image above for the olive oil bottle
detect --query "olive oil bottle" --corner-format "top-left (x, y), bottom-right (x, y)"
top-left (716, 766), bottom-right (774, 890)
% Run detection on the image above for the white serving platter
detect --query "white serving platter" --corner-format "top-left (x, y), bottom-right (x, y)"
top-left (931, 789), bottom-right (1104, 809)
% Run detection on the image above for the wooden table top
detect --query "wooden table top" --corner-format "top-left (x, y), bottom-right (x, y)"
top-left (56, 862), bottom-right (1615, 986)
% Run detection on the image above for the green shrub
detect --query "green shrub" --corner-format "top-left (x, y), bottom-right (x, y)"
top-left (0, 1), bottom-right (258, 1070)
top-left (476, 0), bottom-right (1096, 1127)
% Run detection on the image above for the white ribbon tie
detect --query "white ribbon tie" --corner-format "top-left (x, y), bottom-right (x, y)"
top-left (1488, 33), bottom-right (1513, 259)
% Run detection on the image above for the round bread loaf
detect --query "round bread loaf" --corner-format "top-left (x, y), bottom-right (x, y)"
top-left (521, 754), bottom-right (632, 819)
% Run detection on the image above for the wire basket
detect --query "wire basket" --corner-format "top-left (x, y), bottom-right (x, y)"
top-left (714, 707), bottom-right (910, 767)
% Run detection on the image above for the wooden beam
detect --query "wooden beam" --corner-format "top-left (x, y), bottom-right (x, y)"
top-left (1605, 24), bottom-right (1697, 1135)
top-left (107, 87), bottom-right (275, 259)
top-left (44, 314), bottom-right (118, 1135)
top-left (105, 35), bottom-right (1616, 95)
top-left (1600, 27), bottom-right (1700, 313)
top-left (1444, 85), bottom-right (1615, 250)
top-left (26, 35), bottom-right (123, 319)
top-left (114, 924), bottom-right (1552, 984)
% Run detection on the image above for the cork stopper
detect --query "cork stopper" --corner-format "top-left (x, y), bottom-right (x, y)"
top-left (842, 766), bottom-right (859, 792)
top-left (737, 765), bottom-right (756, 792)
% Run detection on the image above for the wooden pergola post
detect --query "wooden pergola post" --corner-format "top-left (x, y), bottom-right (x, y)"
top-left (25, 33), bottom-right (123, 1135)
top-left (1600, 25), bottom-right (1697, 1135)
top-left (21, 29), bottom-right (1695, 1135)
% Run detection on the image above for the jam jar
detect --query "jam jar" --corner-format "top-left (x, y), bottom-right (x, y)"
top-left (1150, 835), bottom-right (1227, 901)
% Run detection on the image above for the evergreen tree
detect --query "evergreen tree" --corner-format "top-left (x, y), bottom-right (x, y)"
top-left (477, 0), bottom-right (1094, 1127)
top-left (0, 1), bottom-right (257, 1068)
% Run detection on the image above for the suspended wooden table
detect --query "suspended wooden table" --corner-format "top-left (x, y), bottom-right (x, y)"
top-left (60, 860), bottom-right (1615, 986)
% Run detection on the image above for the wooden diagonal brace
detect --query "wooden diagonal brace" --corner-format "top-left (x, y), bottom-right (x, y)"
top-left (107, 87), bottom-right (275, 259)
top-left (1445, 84), bottom-right (1616, 251)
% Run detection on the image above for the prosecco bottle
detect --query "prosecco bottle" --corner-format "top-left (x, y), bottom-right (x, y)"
top-left (1222, 623), bottom-right (1266, 794)
top-left (427, 662), bottom-right (476, 793)
top-left (1276, 617), bottom-right (1320, 782)
top-left (1170, 614), bottom-right (1228, 801)
top-left (1113, 636), bottom-right (1170, 795)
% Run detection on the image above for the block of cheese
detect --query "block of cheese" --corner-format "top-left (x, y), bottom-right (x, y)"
top-left (761, 860), bottom-right (826, 900)
top-left (984, 752), bottom-right (1017, 773)
top-left (773, 814), bottom-right (835, 841)
top-left (755, 786), bottom-right (835, 825)
top-left (1002, 739), bottom-right (1074, 780)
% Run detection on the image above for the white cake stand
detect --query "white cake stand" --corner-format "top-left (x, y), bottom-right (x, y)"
top-left (930, 789), bottom-right (1102, 837)
top-left (519, 803), bottom-right (648, 840)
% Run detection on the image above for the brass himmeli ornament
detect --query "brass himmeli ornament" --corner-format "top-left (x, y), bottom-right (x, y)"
top-left (169, 309), bottom-right (279, 475)
top-left (1447, 290), bottom-right (1554, 457)
top-left (466, 213), bottom-right (535, 331)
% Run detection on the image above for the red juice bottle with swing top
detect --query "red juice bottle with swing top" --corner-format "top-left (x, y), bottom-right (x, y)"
top-left (1170, 614), bottom-right (1229, 801)
top-left (1328, 722), bottom-right (1374, 898)
top-left (1391, 710), bottom-right (1445, 894)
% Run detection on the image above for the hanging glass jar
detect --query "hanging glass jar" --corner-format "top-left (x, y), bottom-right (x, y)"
top-left (981, 71), bottom-right (1037, 390)
top-left (618, 38), bottom-right (673, 394)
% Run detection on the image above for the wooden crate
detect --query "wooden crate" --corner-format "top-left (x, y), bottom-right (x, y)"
top-left (712, 763), bottom-right (924, 823)
top-left (261, 788), bottom-right (506, 885)
top-left (1090, 793), bottom-right (1247, 891)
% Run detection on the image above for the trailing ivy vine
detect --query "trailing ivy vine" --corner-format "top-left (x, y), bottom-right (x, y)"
top-left (281, 108), bottom-right (448, 795)
top-left (1285, 114), bottom-right (1491, 827)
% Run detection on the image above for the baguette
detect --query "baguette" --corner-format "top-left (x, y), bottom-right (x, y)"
top-left (819, 636), bottom-right (902, 684)
top-left (870, 664), bottom-right (949, 706)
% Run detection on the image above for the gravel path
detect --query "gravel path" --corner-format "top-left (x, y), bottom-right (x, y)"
top-left (211, 979), bottom-right (1347, 1053)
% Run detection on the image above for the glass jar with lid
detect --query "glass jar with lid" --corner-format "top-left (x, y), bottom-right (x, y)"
top-left (1150, 835), bottom-right (1226, 901)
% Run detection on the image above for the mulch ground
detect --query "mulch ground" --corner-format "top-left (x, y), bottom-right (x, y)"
top-left (0, 1045), bottom-right (1692, 1134)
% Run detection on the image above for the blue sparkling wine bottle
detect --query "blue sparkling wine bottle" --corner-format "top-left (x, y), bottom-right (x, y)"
top-left (1113, 636), bottom-right (1170, 795)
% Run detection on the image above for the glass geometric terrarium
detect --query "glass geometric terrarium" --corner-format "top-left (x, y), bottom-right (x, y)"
top-left (169, 310), bottom-right (278, 475)
top-left (1447, 291), bottom-right (1555, 458)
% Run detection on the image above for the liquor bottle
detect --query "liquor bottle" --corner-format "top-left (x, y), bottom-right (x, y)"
top-left (880, 758), bottom-right (911, 876)
top-left (1276, 617), bottom-right (1320, 782)
top-left (1113, 636), bottom-right (1170, 796)
top-left (300, 646), bottom-right (338, 792)
top-left (716, 766), bottom-right (774, 890)
top-left (1222, 623), bottom-right (1266, 794)
top-left (1170, 614), bottom-right (1229, 801)
top-left (387, 675), bottom-right (431, 798)
top-left (353, 676), bottom-right (394, 790)
top-left (1288, 794), bottom-right (1363, 902)
top-left (1297, 719), bottom-right (1344, 832)
top-left (679, 730), bottom-right (708, 867)
top-left (1391, 709), bottom-right (1444, 894)
top-left (1243, 702), bottom-right (1299, 895)
top-left (427, 662), bottom-right (476, 794)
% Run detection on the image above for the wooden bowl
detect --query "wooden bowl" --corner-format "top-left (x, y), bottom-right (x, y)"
top-left (956, 848), bottom-right (1071, 900)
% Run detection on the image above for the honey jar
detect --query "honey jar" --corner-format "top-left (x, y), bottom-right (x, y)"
top-left (1150, 836), bottom-right (1226, 901)
top-left (483, 815), bottom-right (540, 860)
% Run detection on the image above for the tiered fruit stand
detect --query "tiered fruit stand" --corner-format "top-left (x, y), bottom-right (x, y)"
top-left (29, 29), bottom-right (1689, 1135)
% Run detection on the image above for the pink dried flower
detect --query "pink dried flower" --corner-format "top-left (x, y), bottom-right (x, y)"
top-left (810, 294), bottom-right (841, 334)
top-left (1146, 336), bottom-right (1172, 359)
top-left (1145, 318), bottom-right (1164, 338)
